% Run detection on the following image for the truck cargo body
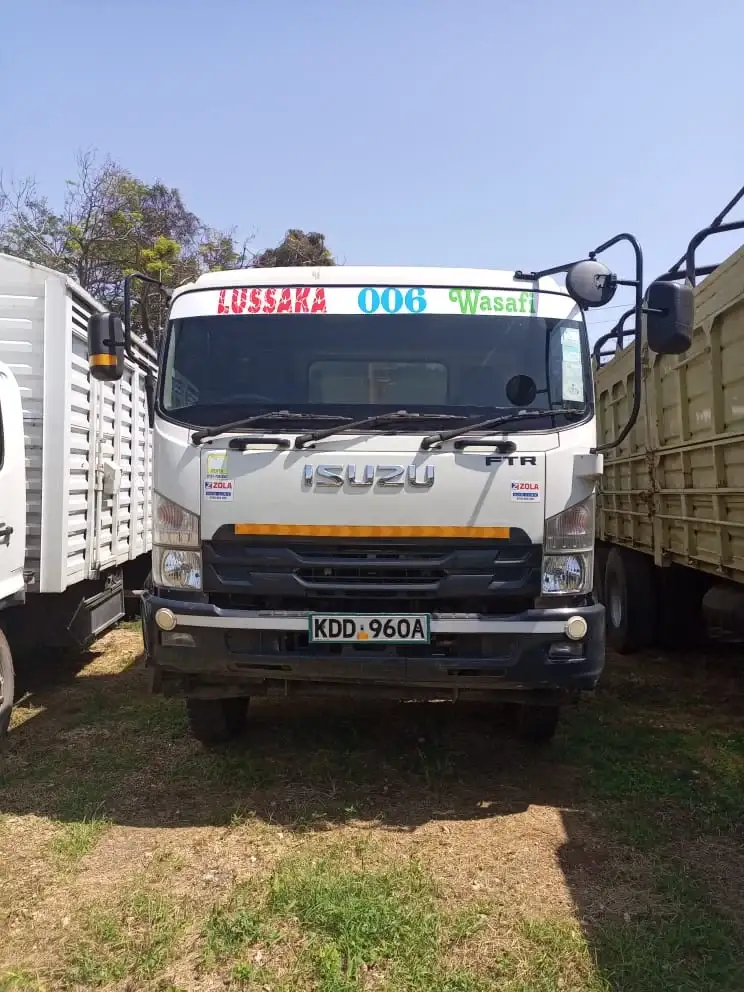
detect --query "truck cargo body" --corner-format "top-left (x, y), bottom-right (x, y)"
top-left (0, 254), bottom-right (155, 731)
top-left (595, 245), bottom-right (744, 650)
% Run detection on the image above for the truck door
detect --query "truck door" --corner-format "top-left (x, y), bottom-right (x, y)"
top-left (0, 363), bottom-right (26, 603)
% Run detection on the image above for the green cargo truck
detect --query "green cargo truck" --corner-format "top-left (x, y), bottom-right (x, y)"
top-left (594, 189), bottom-right (744, 651)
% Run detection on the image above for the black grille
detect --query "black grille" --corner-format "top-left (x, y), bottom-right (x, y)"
top-left (296, 564), bottom-right (445, 586)
top-left (202, 537), bottom-right (541, 611)
top-left (299, 545), bottom-right (445, 562)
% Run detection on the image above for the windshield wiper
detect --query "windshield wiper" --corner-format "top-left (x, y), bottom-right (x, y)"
top-left (192, 410), bottom-right (338, 445)
top-left (294, 410), bottom-right (463, 449)
top-left (420, 408), bottom-right (585, 450)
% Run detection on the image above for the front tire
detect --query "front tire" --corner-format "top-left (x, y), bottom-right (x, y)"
top-left (604, 548), bottom-right (658, 654)
top-left (186, 697), bottom-right (249, 745)
top-left (0, 629), bottom-right (15, 737)
top-left (513, 704), bottom-right (561, 744)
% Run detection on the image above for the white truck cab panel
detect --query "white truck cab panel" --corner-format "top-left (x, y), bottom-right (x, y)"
top-left (0, 362), bottom-right (26, 607)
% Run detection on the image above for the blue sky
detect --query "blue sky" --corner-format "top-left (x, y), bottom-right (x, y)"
top-left (2, 0), bottom-right (743, 341)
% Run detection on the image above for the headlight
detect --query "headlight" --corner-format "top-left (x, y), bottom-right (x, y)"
top-left (153, 548), bottom-right (202, 590)
top-left (542, 553), bottom-right (591, 595)
top-left (544, 496), bottom-right (594, 552)
top-left (153, 493), bottom-right (199, 548)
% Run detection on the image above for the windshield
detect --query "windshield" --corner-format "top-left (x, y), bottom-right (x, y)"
top-left (161, 287), bottom-right (589, 430)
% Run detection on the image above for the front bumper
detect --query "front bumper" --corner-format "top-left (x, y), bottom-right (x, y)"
top-left (142, 593), bottom-right (605, 702)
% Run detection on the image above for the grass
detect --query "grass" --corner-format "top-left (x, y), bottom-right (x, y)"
top-left (64, 890), bottom-right (184, 987)
top-left (202, 900), bottom-right (275, 963)
top-left (558, 702), bottom-right (744, 847)
top-left (0, 974), bottom-right (44, 992)
top-left (1, 627), bottom-right (744, 989)
top-left (592, 868), bottom-right (742, 991)
top-left (269, 854), bottom-right (440, 987)
top-left (50, 814), bottom-right (111, 864)
top-left (198, 851), bottom-right (612, 991)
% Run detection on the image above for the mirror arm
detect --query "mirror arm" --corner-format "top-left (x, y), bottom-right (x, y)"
top-left (591, 234), bottom-right (644, 455)
top-left (655, 264), bottom-right (718, 283)
top-left (685, 219), bottom-right (744, 286)
top-left (514, 259), bottom-right (585, 281)
top-left (661, 184), bottom-right (744, 281)
top-left (591, 331), bottom-right (619, 365)
top-left (592, 307), bottom-right (635, 365)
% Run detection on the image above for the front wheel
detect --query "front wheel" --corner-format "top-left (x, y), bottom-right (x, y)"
top-left (0, 628), bottom-right (15, 737)
top-left (186, 697), bottom-right (249, 745)
top-left (512, 703), bottom-right (561, 744)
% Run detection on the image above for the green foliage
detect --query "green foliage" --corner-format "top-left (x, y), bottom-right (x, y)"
top-left (0, 152), bottom-right (335, 342)
top-left (252, 228), bottom-right (335, 268)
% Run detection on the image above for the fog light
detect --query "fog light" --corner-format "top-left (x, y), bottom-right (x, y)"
top-left (565, 615), bottom-right (588, 641)
top-left (155, 608), bottom-right (177, 631)
top-left (162, 630), bottom-right (194, 647)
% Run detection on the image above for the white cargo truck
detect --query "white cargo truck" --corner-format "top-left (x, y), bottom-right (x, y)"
top-left (0, 254), bottom-right (155, 734)
top-left (594, 192), bottom-right (744, 652)
top-left (87, 242), bottom-right (692, 745)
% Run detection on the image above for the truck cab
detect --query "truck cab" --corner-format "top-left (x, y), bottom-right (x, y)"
top-left (88, 259), bottom-right (692, 745)
top-left (146, 267), bottom-right (608, 741)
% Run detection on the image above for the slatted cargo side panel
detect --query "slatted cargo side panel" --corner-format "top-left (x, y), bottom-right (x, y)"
top-left (594, 339), bottom-right (654, 554)
top-left (94, 373), bottom-right (121, 571)
top-left (66, 292), bottom-right (96, 584)
top-left (66, 290), bottom-right (154, 582)
top-left (130, 362), bottom-right (153, 559)
top-left (0, 259), bottom-right (45, 584)
top-left (647, 247), bottom-right (744, 581)
top-left (90, 334), bottom-right (153, 572)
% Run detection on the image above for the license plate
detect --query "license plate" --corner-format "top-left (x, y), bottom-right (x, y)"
top-left (308, 614), bottom-right (431, 644)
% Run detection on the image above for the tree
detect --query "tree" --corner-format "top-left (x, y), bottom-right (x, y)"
top-left (252, 228), bottom-right (335, 268)
top-left (0, 152), bottom-right (251, 341)
top-left (0, 154), bottom-right (337, 343)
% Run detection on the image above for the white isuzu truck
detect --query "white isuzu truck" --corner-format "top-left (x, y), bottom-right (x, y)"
top-left (87, 243), bottom-right (692, 744)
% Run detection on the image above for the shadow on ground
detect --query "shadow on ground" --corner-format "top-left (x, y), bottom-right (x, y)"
top-left (2, 637), bottom-right (581, 831)
top-left (3, 628), bottom-right (744, 990)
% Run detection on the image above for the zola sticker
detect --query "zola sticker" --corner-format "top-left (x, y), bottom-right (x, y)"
top-left (206, 451), bottom-right (228, 479)
top-left (204, 479), bottom-right (234, 501)
top-left (511, 481), bottom-right (540, 502)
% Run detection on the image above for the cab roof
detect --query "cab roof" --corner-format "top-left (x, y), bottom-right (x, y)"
top-left (172, 264), bottom-right (568, 300)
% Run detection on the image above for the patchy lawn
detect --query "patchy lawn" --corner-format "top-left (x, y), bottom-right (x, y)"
top-left (0, 627), bottom-right (742, 990)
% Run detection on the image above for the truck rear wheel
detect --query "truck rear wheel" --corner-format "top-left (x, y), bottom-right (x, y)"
top-left (186, 697), bottom-right (249, 745)
top-left (657, 566), bottom-right (709, 649)
top-left (0, 628), bottom-right (15, 737)
top-left (605, 548), bottom-right (658, 654)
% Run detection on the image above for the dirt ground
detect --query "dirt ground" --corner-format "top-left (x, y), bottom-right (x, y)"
top-left (1, 626), bottom-right (743, 991)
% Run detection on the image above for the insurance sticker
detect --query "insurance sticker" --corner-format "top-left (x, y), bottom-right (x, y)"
top-left (204, 479), bottom-right (234, 501)
top-left (206, 451), bottom-right (228, 479)
top-left (511, 481), bottom-right (540, 502)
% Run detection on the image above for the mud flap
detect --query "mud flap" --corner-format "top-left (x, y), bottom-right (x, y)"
top-left (68, 571), bottom-right (125, 648)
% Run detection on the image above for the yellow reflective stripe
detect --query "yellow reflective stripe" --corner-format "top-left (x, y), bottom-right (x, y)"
top-left (234, 523), bottom-right (510, 539)
top-left (90, 354), bottom-right (118, 367)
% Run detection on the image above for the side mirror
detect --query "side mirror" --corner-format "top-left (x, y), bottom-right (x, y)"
top-left (88, 313), bottom-right (124, 382)
top-left (565, 259), bottom-right (618, 309)
top-left (645, 280), bottom-right (694, 355)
